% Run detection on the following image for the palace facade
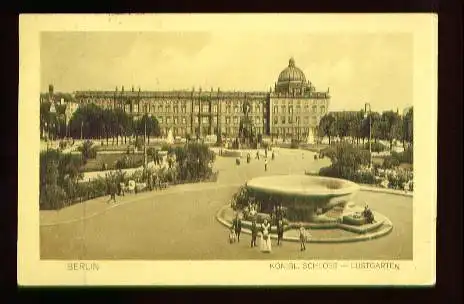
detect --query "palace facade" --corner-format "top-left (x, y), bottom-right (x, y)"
top-left (48, 58), bottom-right (331, 140)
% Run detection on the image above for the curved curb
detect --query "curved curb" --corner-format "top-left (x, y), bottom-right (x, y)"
top-left (215, 205), bottom-right (393, 244)
top-left (359, 185), bottom-right (413, 197)
top-left (41, 183), bottom-right (242, 227)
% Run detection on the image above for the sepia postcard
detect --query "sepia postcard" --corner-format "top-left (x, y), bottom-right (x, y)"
top-left (18, 14), bottom-right (437, 286)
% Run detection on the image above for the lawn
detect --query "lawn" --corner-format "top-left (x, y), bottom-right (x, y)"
top-left (81, 153), bottom-right (145, 172)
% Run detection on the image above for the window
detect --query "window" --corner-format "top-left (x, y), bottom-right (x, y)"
top-left (234, 106), bottom-right (239, 113)
top-left (125, 104), bottom-right (130, 113)
top-left (281, 116), bottom-right (286, 124)
top-left (256, 117), bottom-right (260, 124)
top-left (158, 105), bottom-right (163, 113)
top-left (166, 117), bottom-right (171, 124)
top-left (288, 106), bottom-right (293, 114)
top-left (281, 105), bottom-right (285, 113)
top-left (173, 106), bottom-right (178, 113)
top-left (182, 117), bottom-right (186, 124)
top-left (159, 117), bottom-right (164, 124)
top-left (312, 105), bottom-right (317, 113)
top-left (133, 104), bottom-right (139, 113)
top-left (174, 117), bottom-right (178, 124)
top-left (320, 106), bottom-right (325, 114)
top-left (273, 106), bottom-right (278, 113)
top-left (165, 105), bottom-right (170, 113)
top-left (195, 117), bottom-right (199, 124)
top-left (181, 106), bottom-right (186, 113)
top-left (213, 105), bottom-right (218, 113)
top-left (289, 117), bottom-right (293, 124)
top-left (304, 105), bottom-right (309, 112)
top-left (226, 106), bottom-right (231, 114)
top-left (202, 105), bottom-right (209, 113)
top-left (213, 117), bottom-right (217, 123)
top-left (255, 105), bottom-right (260, 112)
top-left (274, 118), bottom-right (278, 125)
top-left (304, 117), bottom-right (309, 125)
top-left (202, 117), bottom-right (209, 124)
top-left (234, 117), bottom-right (238, 124)
top-left (226, 117), bottom-right (230, 124)
top-left (296, 105), bottom-right (301, 113)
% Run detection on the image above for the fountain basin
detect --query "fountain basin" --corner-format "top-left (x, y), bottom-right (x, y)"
top-left (245, 175), bottom-right (360, 222)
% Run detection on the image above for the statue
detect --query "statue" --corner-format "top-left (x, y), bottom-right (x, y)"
top-left (166, 129), bottom-right (174, 145)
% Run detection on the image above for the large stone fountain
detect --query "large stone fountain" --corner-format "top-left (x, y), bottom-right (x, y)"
top-left (246, 175), bottom-right (360, 223)
top-left (217, 174), bottom-right (394, 243)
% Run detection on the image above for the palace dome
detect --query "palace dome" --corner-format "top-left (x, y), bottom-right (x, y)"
top-left (278, 57), bottom-right (306, 83)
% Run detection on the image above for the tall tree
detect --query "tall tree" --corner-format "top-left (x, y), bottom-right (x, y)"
top-left (40, 101), bottom-right (51, 139)
top-left (402, 108), bottom-right (413, 147)
top-left (380, 111), bottom-right (402, 149)
top-left (318, 114), bottom-right (336, 145)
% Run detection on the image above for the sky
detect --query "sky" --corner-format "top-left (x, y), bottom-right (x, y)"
top-left (41, 31), bottom-right (413, 112)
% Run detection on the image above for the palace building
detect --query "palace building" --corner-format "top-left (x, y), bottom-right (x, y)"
top-left (48, 58), bottom-right (330, 140)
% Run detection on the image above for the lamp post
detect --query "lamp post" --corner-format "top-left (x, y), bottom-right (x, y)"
top-left (364, 103), bottom-right (372, 168)
top-left (144, 109), bottom-right (148, 182)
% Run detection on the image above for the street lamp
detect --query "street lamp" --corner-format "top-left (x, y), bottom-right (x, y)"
top-left (364, 103), bottom-right (372, 168)
top-left (143, 107), bottom-right (148, 182)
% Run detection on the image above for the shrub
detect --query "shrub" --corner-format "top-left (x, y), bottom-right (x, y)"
top-left (318, 143), bottom-right (371, 182)
top-left (174, 142), bottom-right (216, 182)
top-left (59, 141), bottom-right (67, 150)
top-left (147, 147), bottom-right (156, 157)
top-left (352, 170), bottom-right (376, 185)
top-left (363, 142), bottom-right (387, 153)
top-left (383, 156), bottom-right (400, 169)
top-left (78, 140), bottom-right (97, 163)
top-left (318, 166), bottom-right (338, 178)
top-left (232, 186), bottom-right (251, 209)
top-left (290, 139), bottom-right (299, 149)
top-left (387, 172), bottom-right (409, 190)
top-left (134, 137), bottom-right (144, 151)
top-left (161, 143), bottom-right (171, 152)
top-left (391, 147), bottom-right (413, 165)
top-left (40, 184), bottom-right (67, 210)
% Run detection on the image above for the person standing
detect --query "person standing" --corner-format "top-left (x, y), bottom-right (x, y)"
top-left (232, 214), bottom-right (242, 243)
top-left (260, 219), bottom-right (272, 253)
top-left (109, 183), bottom-right (117, 204)
top-left (264, 159), bottom-right (268, 172)
top-left (299, 225), bottom-right (307, 251)
top-left (251, 219), bottom-right (258, 247)
top-left (272, 150), bottom-right (275, 160)
top-left (277, 219), bottom-right (284, 246)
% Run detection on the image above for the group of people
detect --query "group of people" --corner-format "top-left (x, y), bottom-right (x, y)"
top-left (241, 149), bottom-right (274, 172)
top-left (229, 213), bottom-right (310, 253)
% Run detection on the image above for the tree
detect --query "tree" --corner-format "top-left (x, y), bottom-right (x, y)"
top-left (380, 111), bottom-right (402, 149)
top-left (138, 114), bottom-right (161, 144)
top-left (402, 108), bottom-right (413, 147)
top-left (174, 142), bottom-right (216, 181)
top-left (40, 101), bottom-right (51, 139)
top-left (334, 113), bottom-right (351, 140)
top-left (318, 114), bottom-right (336, 145)
top-left (362, 112), bottom-right (382, 144)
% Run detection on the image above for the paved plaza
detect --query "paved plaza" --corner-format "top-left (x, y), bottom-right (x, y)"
top-left (40, 148), bottom-right (413, 260)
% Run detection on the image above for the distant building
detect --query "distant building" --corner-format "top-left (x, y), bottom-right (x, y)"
top-left (45, 58), bottom-right (331, 139)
